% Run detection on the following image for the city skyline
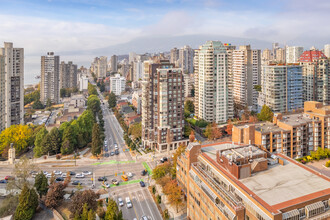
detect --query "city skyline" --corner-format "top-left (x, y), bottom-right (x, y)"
top-left (1, 0), bottom-right (330, 84)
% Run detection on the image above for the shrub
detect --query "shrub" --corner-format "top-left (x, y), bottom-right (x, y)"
top-left (157, 195), bottom-right (161, 204)
top-left (56, 154), bottom-right (61, 160)
top-left (325, 160), bottom-right (330, 167)
top-left (43, 155), bottom-right (47, 160)
top-left (152, 185), bottom-right (156, 194)
top-left (301, 160), bottom-right (306, 164)
top-left (163, 209), bottom-right (169, 220)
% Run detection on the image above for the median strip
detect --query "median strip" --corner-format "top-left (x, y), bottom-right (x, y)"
top-left (92, 160), bottom-right (136, 165)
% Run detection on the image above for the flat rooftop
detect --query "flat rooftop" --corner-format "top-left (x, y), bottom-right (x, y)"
top-left (254, 122), bottom-right (285, 133)
top-left (240, 157), bottom-right (330, 206)
top-left (278, 113), bottom-right (313, 127)
top-left (201, 142), bottom-right (245, 160)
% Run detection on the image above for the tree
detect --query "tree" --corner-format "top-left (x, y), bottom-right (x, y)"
top-left (45, 182), bottom-right (66, 208)
top-left (204, 122), bottom-right (222, 140)
top-left (248, 115), bottom-right (258, 123)
top-left (108, 92), bottom-right (117, 108)
top-left (172, 145), bottom-right (187, 177)
top-left (104, 198), bottom-right (123, 220)
top-left (0, 125), bottom-right (34, 156)
top-left (49, 172), bottom-right (56, 185)
top-left (32, 99), bottom-right (44, 109)
top-left (14, 184), bottom-right (38, 220)
top-left (152, 162), bottom-right (172, 180)
top-left (6, 156), bottom-right (39, 191)
top-left (46, 98), bottom-right (52, 108)
top-left (74, 203), bottom-right (96, 220)
top-left (189, 130), bottom-right (195, 142)
top-left (164, 180), bottom-right (184, 213)
top-left (184, 100), bottom-right (194, 114)
top-left (0, 194), bottom-right (19, 218)
top-left (87, 95), bottom-right (101, 115)
top-left (69, 190), bottom-right (99, 218)
top-left (34, 127), bottom-right (48, 157)
top-left (128, 122), bottom-right (142, 140)
top-left (88, 83), bottom-right (98, 96)
top-left (34, 172), bottom-right (49, 198)
top-left (64, 171), bottom-right (71, 186)
top-left (48, 127), bottom-right (61, 154)
top-left (61, 125), bottom-right (76, 155)
top-left (156, 176), bottom-right (172, 188)
top-left (91, 123), bottom-right (102, 156)
top-left (225, 120), bottom-right (233, 135)
top-left (254, 85), bottom-right (262, 92)
top-left (257, 105), bottom-right (274, 122)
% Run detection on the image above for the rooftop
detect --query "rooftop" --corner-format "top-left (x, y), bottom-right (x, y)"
top-left (201, 142), bottom-right (246, 160)
top-left (278, 113), bottom-right (313, 126)
top-left (240, 157), bottom-right (330, 207)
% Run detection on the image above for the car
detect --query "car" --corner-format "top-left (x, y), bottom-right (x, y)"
top-left (98, 176), bottom-right (107, 182)
top-left (127, 172), bottom-right (133, 178)
top-left (72, 180), bottom-right (82, 185)
top-left (82, 171), bottom-right (92, 175)
top-left (139, 181), bottom-right (145, 187)
top-left (112, 179), bottom-right (119, 185)
top-left (104, 153), bottom-right (109, 157)
top-left (118, 197), bottom-right (124, 207)
top-left (104, 147), bottom-right (108, 152)
top-left (43, 171), bottom-right (49, 175)
top-left (115, 149), bottom-right (119, 155)
top-left (0, 179), bottom-right (7, 183)
top-left (56, 177), bottom-right (64, 182)
top-left (110, 152), bottom-right (115, 156)
top-left (46, 174), bottom-right (52, 178)
top-left (103, 182), bottom-right (110, 188)
top-left (141, 170), bottom-right (147, 176)
top-left (121, 175), bottom-right (128, 182)
top-left (69, 171), bottom-right (76, 176)
top-left (61, 173), bottom-right (67, 178)
top-left (75, 173), bottom-right (85, 178)
top-left (140, 216), bottom-right (148, 220)
top-left (31, 173), bottom-right (37, 178)
top-left (160, 157), bottom-right (168, 163)
top-left (54, 170), bottom-right (62, 175)
top-left (126, 197), bottom-right (132, 208)
top-left (30, 171), bottom-right (38, 175)
top-left (4, 176), bottom-right (15, 180)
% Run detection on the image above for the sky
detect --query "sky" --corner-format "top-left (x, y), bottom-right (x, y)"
top-left (0, 0), bottom-right (329, 85)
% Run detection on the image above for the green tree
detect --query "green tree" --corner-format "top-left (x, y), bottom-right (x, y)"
top-left (152, 162), bottom-right (172, 181)
top-left (74, 203), bottom-right (96, 220)
top-left (34, 172), bottom-right (49, 198)
top-left (61, 125), bottom-right (76, 155)
top-left (14, 184), bottom-right (38, 220)
top-left (24, 89), bottom-right (40, 105)
top-left (87, 95), bottom-right (101, 115)
top-left (184, 100), bottom-right (194, 114)
top-left (48, 127), bottom-right (61, 154)
top-left (32, 99), bottom-right (44, 109)
top-left (88, 83), bottom-right (98, 96)
top-left (46, 98), bottom-right (52, 108)
top-left (0, 194), bottom-right (19, 218)
top-left (91, 123), bottom-right (102, 156)
top-left (34, 127), bottom-right (48, 157)
top-left (257, 105), bottom-right (274, 122)
top-left (108, 92), bottom-right (117, 108)
top-left (128, 122), bottom-right (142, 140)
top-left (105, 198), bottom-right (123, 220)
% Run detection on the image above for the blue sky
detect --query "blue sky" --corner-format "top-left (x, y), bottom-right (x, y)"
top-left (0, 0), bottom-right (329, 84)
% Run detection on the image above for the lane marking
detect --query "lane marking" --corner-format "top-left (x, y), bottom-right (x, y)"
top-left (145, 187), bottom-right (163, 220)
top-left (141, 189), bottom-right (156, 220)
top-left (129, 191), bottom-right (139, 220)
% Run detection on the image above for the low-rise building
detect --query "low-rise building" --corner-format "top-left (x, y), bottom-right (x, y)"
top-left (177, 141), bottom-right (330, 220)
top-left (62, 94), bottom-right (86, 109)
top-left (233, 101), bottom-right (330, 158)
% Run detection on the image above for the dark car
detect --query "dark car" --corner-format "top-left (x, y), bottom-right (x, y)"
top-left (115, 149), bottom-right (119, 155)
top-left (0, 179), bottom-right (7, 183)
top-left (110, 152), bottom-right (115, 156)
top-left (160, 157), bottom-right (168, 163)
top-left (104, 147), bottom-right (108, 152)
top-left (72, 180), bottom-right (82, 185)
top-left (56, 177), bottom-right (64, 182)
top-left (104, 153), bottom-right (109, 157)
top-left (98, 176), bottom-right (107, 182)
top-left (69, 171), bottom-right (76, 176)
top-left (141, 170), bottom-right (147, 176)
top-left (139, 181), bottom-right (145, 187)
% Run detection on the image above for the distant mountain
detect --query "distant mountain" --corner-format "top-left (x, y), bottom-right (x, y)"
top-left (59, 34), bottom-right (273, 57)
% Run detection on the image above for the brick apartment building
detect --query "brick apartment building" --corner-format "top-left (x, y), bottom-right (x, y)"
top-left (176, 141), bottom-right (330, 220)
top-left (233, 101), bottom-right (330, 159)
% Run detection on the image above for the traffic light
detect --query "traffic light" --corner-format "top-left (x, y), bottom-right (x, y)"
top-left (123, 171), bottom-right (125, 174)
top-left (115, 173), bottom-right (117, 176)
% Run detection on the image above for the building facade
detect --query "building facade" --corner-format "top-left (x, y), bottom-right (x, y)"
top-left (110, 74), bottom-right (126, 96)
top-left (91, 56), bottom-right (107, 78)
top-left (232, 45), bottom-right (261, 110)
top-left (258, 64), bottom-right (303, 113)
top-left (177, 141), bottom-right (330, 220)
top-left (325, 44), bottom-right (330, 59)
top-left (170, 47), bottom-right (179, 66)
top-left (141, 60), bottom-right (188, 152)
top-left (178, 45), bottom-right (194, 74)
top-left (60, 61), bottom-right (77, 89)
top-left (286, 46), bottom-right (304, 63)
top-left (0, 55), bottom-right (5, 131)
top-left (233, 101), bottom-right (330, 158)
top-left (0, 42), bottom-right (24, 129)
top-left (110, 55), bottom-right (118, 73)
top-left (194, 41), bottom-right (233, 123)
top-left (41, 52), bottom-right (60, 104)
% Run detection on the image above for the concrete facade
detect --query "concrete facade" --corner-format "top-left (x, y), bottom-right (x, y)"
top-left (41, 52), bottom-right (60, 104)
top-left (286, 46), bottom-right (304, 63)
top-left (60, 61), bottom-right (77, 89)
top-left (110, 74), bottom-right (126, 96)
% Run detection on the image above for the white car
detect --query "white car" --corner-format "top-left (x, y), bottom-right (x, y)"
top-left (54, 170), bottom-right (62, 175)
top-left (61, 173), bottom-right (67, 178)
top-left (43, 171), bottom-right (49, 175)
top-left (46, 174), bottom-right (52, 178)
top-left (75, 173), bottom-right (85, 178)
top-left (82, 171), bottom-right (92, 175)
top-left (118, 197), bottom-right (124, 207)
top-left (127, 172), bottom-right (133, 178)
top-left (103, 182), bottom-right (110, 188)
top-left (126, 197), bottom-right (132, 208)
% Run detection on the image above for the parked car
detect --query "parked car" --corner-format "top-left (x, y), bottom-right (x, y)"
top-left (82, 171), bottom-right (92, 175)
top-left (115, 149), bottom-right (119, 155)
top-left (0, 179), bottom-right (7, 183)
top-left (43, 171), bottom-right (49, 175)
top-left (54, 170), bottom-right (62, 175)
top-left (72, 180), bottom-right (82, 185)
top-left (112, 179), bottom-right (119, 185)
top-left (126, 197), bottom-right (132, 208)
top-left (98, 176), bottom-right (107, 182)
top-left (103, 182), bottom-right (110, 188)
top-left (110, 152), bottom-right (115, 156)
top-left (118, 197), bottom-right (124, 207)
top-left (141, 170), bottom-right (147, 176)
top-left (75, 173), bottom-right (85, 178)
top-left (56, 177), bottom-right (64, 182)
top-left (139, 181), bottom-right (145, 187)
top-left (104, 147), bottom-right (108, 152)
top-left (160, 157), bottom-right (168, 163)
top-left (127, 172), bottom-right (133, 178)
top-left (69, 171), bottom-right (76, 176)
top-left (61, 173), bottom-right (67, 178)
top-left (46, 174), bottom-right (52, 178)
top-left (140, 216), bottom-right (148, 220)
